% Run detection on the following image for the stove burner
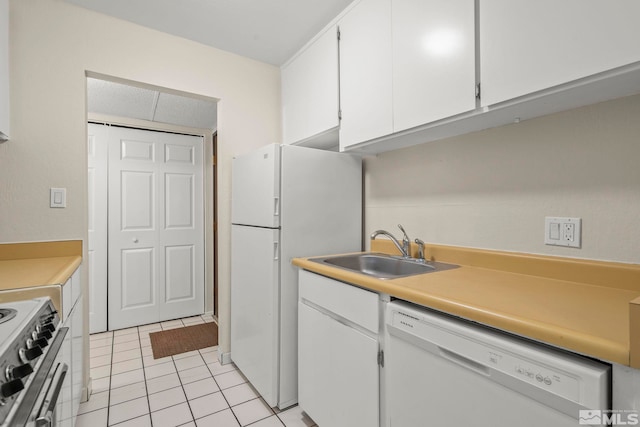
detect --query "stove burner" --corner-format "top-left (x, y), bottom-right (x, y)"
top-left (0, 307), bottom-right (17, 324)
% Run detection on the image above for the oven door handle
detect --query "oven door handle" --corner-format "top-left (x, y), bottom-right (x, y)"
top-left (35, 362), bottom-right (68, 427)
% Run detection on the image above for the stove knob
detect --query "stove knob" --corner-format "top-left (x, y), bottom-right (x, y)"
top-left (1, 379), bottom-right (25, 398)
top-left (28, 337), bottom-right (48, 349)
top-left (19, 346), bottom-right (43, 364)
top-left (40, 323), bottom-right (56, 333)
top-left (40, 311), bottom-right (58, 323)
top-left (32, 330), bottom-right (53, 341)
top-left (5, 363), bottom-right (34, 381)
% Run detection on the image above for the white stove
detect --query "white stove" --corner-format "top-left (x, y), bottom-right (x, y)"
top-left (0, 297), bottom-right (67, 427)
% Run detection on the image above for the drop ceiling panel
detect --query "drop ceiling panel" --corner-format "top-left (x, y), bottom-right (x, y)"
top-left (87, 78), bottom-right (157, 121)
top-left (154, 93), bottom-right (217, 130)
top-left (87, 78), bottom-right (217, 130)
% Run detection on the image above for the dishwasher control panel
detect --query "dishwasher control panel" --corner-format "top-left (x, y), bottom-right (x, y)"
top-left (486, 346), bottom-right (579, 400)
top-left (387, 303), bottom-right (610, 408)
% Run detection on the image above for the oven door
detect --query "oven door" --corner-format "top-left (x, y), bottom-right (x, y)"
top-left (30, 325), bottom-right (71, 427)
top-left (32, 362), bottom-right (68, 427)
top-left (7, 327), bottom-right (70, 427)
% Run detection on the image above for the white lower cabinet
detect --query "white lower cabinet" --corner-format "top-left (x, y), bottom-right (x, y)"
top-left (298, 270), bottom-right (380, 427)
top-left (59, 268), bottom-right (83, 426)
top-left (71, 294), bottom-right (84, 422)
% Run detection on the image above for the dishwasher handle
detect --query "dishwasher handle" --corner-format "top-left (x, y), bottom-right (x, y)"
top-left (438, 346), bottom-right (490, 377)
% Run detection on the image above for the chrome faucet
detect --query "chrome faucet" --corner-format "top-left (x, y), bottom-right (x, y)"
top-left (370, 224), bottom-right (411, 258)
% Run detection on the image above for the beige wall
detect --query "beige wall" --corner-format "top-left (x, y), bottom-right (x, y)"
top-left (365, 93), bottom-right (640, 264)
top-left (1, 0), bottom-right (281, 386)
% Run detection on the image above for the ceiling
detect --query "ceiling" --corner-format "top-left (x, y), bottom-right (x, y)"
top-left (63, 0), bottom-right (354, 66)
top-left (77, 1), bottom-right (353, 130)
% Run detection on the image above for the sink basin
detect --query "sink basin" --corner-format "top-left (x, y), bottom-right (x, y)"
top-left (310, 253), bottom-right (458, 279)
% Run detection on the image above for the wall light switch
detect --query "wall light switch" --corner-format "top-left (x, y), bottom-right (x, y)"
top-left (50, 188), bottom-right (66, 208)
top-left (545, 216), bottom-right (581, 248)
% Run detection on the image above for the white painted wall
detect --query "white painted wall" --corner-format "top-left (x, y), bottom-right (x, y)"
top-left (1, 0), bottom-right (281, 391)
top-left (365, 94), bottom-right (640, 264)
top-left (0, 0), bottom-right (8, 140)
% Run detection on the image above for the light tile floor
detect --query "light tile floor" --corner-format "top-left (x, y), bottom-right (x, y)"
top-left (77, 314), bottom-right (317, 427)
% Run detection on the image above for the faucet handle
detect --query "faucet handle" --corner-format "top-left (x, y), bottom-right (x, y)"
top-left (397, 224), bottom-right (410, 243)
top-left (397, 224), bottom-right (411, 257)
top-left (414, 238), bottom-right (425, 261)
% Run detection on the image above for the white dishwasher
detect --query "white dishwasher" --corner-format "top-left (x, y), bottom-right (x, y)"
top-left (385, 300), bottom-right (610, 427)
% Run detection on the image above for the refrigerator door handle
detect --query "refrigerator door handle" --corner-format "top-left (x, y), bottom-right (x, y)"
top-left (274, 241), bottom-right (279, 260)
top-left (274, 197), bottom-right (280, 217)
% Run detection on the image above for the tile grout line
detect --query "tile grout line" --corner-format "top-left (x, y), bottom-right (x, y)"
top-left (162, 313), bottom-right (240, 426)
top-left (201, 339), bottom-right (242, 426)
top-left (168, 317), bottom-right (198, 426)
top-left (176, 314), bottom-right (239, 426)
top-left (105, 332), bottom-right (113, 426)
top-left (205, 364), bottom-right (276, 426)
top-left (105, 326), bottom-right (150, 426)
top-left (137, 324), bottom-right (154, 427)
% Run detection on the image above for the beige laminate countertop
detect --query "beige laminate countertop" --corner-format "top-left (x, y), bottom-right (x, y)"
top-left (0, 240), bottom-right (82, 291)
top-left (292, 241), bottom-right (640, 368)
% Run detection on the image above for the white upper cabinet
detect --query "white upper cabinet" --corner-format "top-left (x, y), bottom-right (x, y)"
top-left (281, 26), bottom-right (340, 147)
top-left (282, 0), bottom-right (640, 154)
top-left (338, 0), bottom-right (393, 150)
top-left (392, 0), bottom-right (476, 132)
top-left (0, 0), bottom-right (9, 141)
top-left (480, 0), bottom-right (640, 107)
top-left (338, 0), bottom-right (476, 150)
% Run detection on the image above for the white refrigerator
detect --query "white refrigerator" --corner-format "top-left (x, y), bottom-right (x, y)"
top-left (230, 143), bottom-right (362, 409)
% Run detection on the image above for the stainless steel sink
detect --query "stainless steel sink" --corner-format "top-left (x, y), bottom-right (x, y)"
top-left (310, 253), bottom-right (458, 279)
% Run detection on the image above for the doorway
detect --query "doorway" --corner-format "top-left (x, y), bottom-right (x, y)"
top-left (86, 75), bottom-right (218, 334)
top-left (88, 123), bottom-right (206, 331)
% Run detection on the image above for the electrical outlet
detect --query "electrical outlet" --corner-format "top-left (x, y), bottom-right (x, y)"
top-left (545, 217), bottom-right (581, 248)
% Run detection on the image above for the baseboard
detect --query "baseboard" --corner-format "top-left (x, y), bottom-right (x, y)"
top-left (83, 377), bottom-right (92, 402)
top-left (218, 349), bottom-right (232, 365)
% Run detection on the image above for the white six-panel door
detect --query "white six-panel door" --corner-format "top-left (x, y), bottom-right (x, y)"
top-left (108, 126), bottom-right (204, 330)
top-left (89, 123), bottom-right (204, 331)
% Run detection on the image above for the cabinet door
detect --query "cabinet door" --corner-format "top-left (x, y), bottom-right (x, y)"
top-left (71, 294), bottom-right (84, 423)
top-left (392, 0), bottom-right (476, 132)
top-left (338, 0), bottom-right (393, 150)
top-left (62, 275), bottom-right (73, 321)
top-left (480, 0), bottom-right (640, 106)
top-left (281, 26), bottom-right (340, 145)
top-left (298, 302), bottom-right (379, 427)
